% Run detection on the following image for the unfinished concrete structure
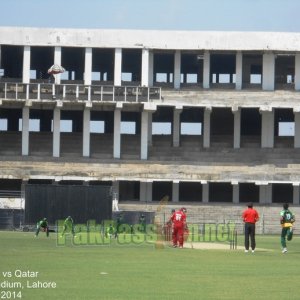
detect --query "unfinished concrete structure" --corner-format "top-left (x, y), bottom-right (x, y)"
top-left (1, 27), bottom-right (300, 230)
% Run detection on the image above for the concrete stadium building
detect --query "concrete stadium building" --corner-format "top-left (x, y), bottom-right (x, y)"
top-left (1, 27), bottom-right (300, 232)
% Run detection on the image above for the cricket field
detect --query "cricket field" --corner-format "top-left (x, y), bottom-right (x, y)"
top-left (0, 231), bottom-right (300, 300)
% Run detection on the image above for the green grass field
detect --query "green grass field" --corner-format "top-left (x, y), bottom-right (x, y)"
top-left (1, 231), bottom-right (300, 300)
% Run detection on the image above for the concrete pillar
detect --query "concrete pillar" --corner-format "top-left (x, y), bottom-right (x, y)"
top-left (113, 107), bottom-right (121, 159)
top-left (294, 110), bottom-right (300, 148)
top-left (142, 103), bottom-right (156, 155)
top-left (203, 51), bottom-right (210, 89)
top-left (172, 181), bottom-right (179, 202)
top-left (141, 49), bottom-right (149, 87)
top-left (267, 184), bottom-right (272, 204)
top-left (259, 184), bottom-right (265, 204)
top-left (84, 47), bottom-right (92, 86)
top-left (262, 53), bottom-right (275, 91)
top-left (235, 51), bottom-right (243, 90)
top-left (141, 111), bottom-right (149, 160)
top-left (22, 106), bottom-right (29, 156)
top-left (23, 46), bottom-right (30, 84)
top-left (140, 181), bottom-right (153, 202)
top-left (146, 181), bottom-right (153, 202)
top-left (83, 108), bottom-right (90, 157)
top-left (148, 112), bottom-right (153, 146)
top-left (202, 181), bottom-right (209, 203)
top-left (260, 109), bottom-right (274, 148)
top-left (174, 50), bottom-right (181, 89)
top-left (140, 181), bottom-right (147, 202)
top-left (114, 48), bottom-right (122, 86)
top-left (112, 181), bottom-right (119, 201)
top-left (293, 184), bottom-right (300, 205)
top-left (20, 180), bottom-right (27, 209)
top-left (233, 107), bottom-right (241, 149)
top-left (54, 47), bottom-right (62, 84)
top-left (232, 182), bottom-right (239, 204)
top-left (148, 51), bottom-right (154, 87)
top-left (173, 106), bottom-right (182, 147)
top-left (259, 183), bottom-right (272, 204)
top-left (203, 107), bottom-right (211, 148)
top-left (295, 53), bottom-right (300, 91)
top-left (53, 107), bottom-right (61, 157)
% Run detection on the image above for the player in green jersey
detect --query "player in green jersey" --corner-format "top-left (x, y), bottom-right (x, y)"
top-left (105, 224), bottom-right (116, 238)
top-left (280, 203), bottom-right (295, 253)
top-left (61, 216), bottom-right (75, 236)
top-left (139, 214), bottom-right (146, 233)
top-left (35, 218), bottom-right (49, 237)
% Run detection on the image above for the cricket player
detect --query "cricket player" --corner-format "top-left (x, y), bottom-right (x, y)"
top-left (170, 207), bottom-right (187, 248)
top-left (105, 224), bottom-right (116, 238)
top-left (280, 203), bottom-right (295, 253)
top-left (139, 214), bottom-right (146, 232)
top-left (61, 216), bottom-right (75, 236)
top-left (35, 218), bottom-right (49, 237)
top-left (242, 202), bottom-right (259, 253)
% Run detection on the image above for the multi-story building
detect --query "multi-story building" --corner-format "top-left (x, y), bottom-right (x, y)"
top-left (1, 27), bottom-right (300, 231)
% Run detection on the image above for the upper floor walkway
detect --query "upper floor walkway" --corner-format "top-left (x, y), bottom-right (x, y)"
top-left (1, 28), bottom-right (300, 91)
top-left (1, 81), bottom-right (300, 110)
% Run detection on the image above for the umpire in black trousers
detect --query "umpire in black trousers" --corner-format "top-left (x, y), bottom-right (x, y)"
top-left (242, 203), bottom-right (259, 253)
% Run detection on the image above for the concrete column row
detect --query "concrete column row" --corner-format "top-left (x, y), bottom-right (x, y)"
top-left (112, 180), bottom-right (300, 204)
top-left (19, 104), bottom-right (300, 159)
top-left (20, 104), bottom-right (155, 159)
top-left (21, 46), bottom-right (300, 90)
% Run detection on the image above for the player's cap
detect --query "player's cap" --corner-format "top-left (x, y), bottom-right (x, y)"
top-left (171, 209), bottom-right (175, 213)
top-left (247, 202), bottom-right (253, 208)
top-left (181, 207), bottom-right (187, 213)
top-left (68, 216), bottom-right (71, 219)
top-left (43, 217), bottom-right (47, 221)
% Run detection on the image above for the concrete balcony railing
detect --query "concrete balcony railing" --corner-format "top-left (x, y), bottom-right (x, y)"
top-left (0, 82), bottom-right (161, 103)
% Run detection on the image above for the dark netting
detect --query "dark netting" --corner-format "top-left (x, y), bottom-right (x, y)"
top-left (25, 184), bottom-right (112, 224)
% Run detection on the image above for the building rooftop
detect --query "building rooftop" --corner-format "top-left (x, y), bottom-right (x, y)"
top-left (1, 27), bottom-right (300, 51)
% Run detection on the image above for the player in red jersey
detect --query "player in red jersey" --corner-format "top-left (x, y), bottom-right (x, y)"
top-left (170, 207), bottom-right (187, 248)
top-left (242, 202), bottom-right (259, 253)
